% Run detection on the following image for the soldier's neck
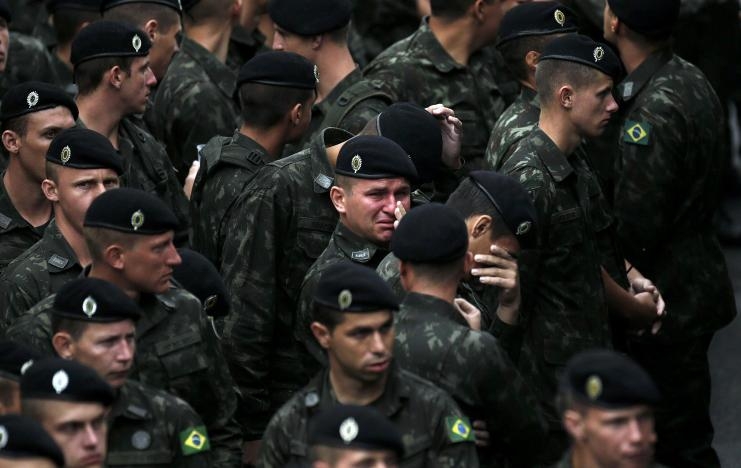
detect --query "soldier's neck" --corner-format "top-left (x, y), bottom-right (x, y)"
top-left (2, 167), bottom-right (51, 227)
top-left (329, 367), bottom-right (388, 406)
top-left (538, 111), bottom-right (581, 156)
top-left (88, 265), bottom-right (142, 302)
top-left (53, 212), bottom-right (92, 267)
top-left (570, 446), bottom-right (602, 468)
top-left (240, 124), bottom-right (283, 160)
top-left (613, 38), bottom-right (656, 75)
top-left (314, 47), bottom-right (357, 104)
top-left (429, 16), bottom-right (478, 66)
top-left (76, 96), bottom-right (122, 149)
top-left (186, 22), bottom-right (232, 64)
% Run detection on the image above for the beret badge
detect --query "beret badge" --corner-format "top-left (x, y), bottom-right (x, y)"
top-left (52, 370), bottom-right (69, 394)
top-left (314, 65), bottom-right (320, 84)
top-left (0, 426), bottom-right (7, 449)
top-left (60, 146), bottom-right (72, 164)
top-left (586, 375), bottom-right (603, 400)
top-left (26, 91), bottom-right (39, 108)
top-left (516, 221), bottom-right (532, 236)
top-left (339, 417), bottom-right (359, 443)
top-left (132, 34), bottom-right (142, 53)
top-left (338, 290), bottom-right (353, 310)
top-left (351, 155), bottom-right (362, 174)
top-left (131, 210), bottom-right (145, 231)
top-left (593, 46), bottom-right (605, 63)
top-left (554, 9), bottom-right (566, 27)
top-left (82, 296), bottom-right (98, 318)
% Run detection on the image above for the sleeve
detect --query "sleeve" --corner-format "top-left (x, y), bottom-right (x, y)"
top-left (0, 274), bottom-right (42, 330)
top-left (256, 404), bottom-right (300, 468)
top-left (169, 396), bottom-right (215, 467)
top-left (430, 390), bottom-right (480, 467)
top-left (335, 97), bottom-right (391, 135)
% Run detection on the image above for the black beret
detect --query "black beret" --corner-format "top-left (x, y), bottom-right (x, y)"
top-left (71, 20), bottom-right (152, 66)
top-left (0, 414), bottom-right (65, 466)
top-left (314, 261), bottom-right (399, 312)
top-left (0, 81), bottom-right (79, 122)
top-left (237, 51), bottom-right (318, 91)
top-left (53, 277), bottom-right (141, 323)
top-left (47, 0), bottom-right (101, 13)
top-left (335, 135), bottom-right (417, 181)
top-left (268, 0), bottom-right (352, 36)
top-left (173, 249), bottom-right (230, 318)
top-left (309, 405), bottom-right (404, 457)
top-left (20, 358), bottom-right (115, 405)
top-left (392, 203), bottom-right (468, 264)
top-left (377, 102), bottom-right (442, 184)
top-left (607, 0), bottom-right (680, 38)
top-left (561, 349), bottom-right (660, 408)
top-left (101, 0), bottom-right (181, 14)
top-left (84, 187), bottom-right (180, 234)
top-left (539, 34), bottom-right (622, 79)
top-left (46, 127), bottom-right (124, 175)
top-left (0, 0), bottom-right (10, 22)
top-left (497, 2), bottom-right (578, 47)
top-left (180, 0), bottom-right (197, 10)
top-left (0, 341), bottom-right (40, 382)
top-left (467, 171), bottom-right (538, 249)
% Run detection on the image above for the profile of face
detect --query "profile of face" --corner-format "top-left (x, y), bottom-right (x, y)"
top-left (119, 231), bottom-right (181, 294)
top-left (464, 215), bottom-right (520, 274)
top-left (147, 19), bottom-right (181, 81)
top-left (314, 448), bottom-right (399, 468)
top-left (271, 25), bottom-right (316, 61)
top-left (42, 168), bottom-right (120, 232)
top-left (118, 55), bottom-right (157, 115)
top-left (568, 71), bottom-right (619, 139)
top-left (0, 17), bottom-right (8, 73)
top-left (602, 2), bottom-right (618, 44)
top-left (36, 400), bottom-right (109, 468)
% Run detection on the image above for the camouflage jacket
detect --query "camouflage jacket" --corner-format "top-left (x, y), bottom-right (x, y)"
top-left (149, 36), bottom-right (238, 183)
top-left (3, 285), bottom-right (242, 467)
top-left (0, 172), bottom-right (47, 276)
top-left (612, 48), bottom-right (736, 340)
top-left (226, 25), bottom-right (267, 74)
top-left (0, 219), bottom-right (80, 329)
top-left (485, 86), bottom-right (540, 171)
top-left (258, 366), bottom-right (479, 467)
top-left (220, 128), bottom-right (352, 439)
top-left (107, 379), bottom-right (212, 467)
top-left (551, 450), bottom-right (667, 468)
top-left (0, 32), bottom-right (59, 97)
top-left (190, 130), bottom-right (271, 268)
top-left (394, 292), bottom-right (547, 467)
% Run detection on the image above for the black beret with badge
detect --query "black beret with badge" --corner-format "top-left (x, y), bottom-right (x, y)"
top-left (268, 0), bottom-right (352, 36)
top-left (0, 0), bottom-right (10, 22)
top-left (335, 135), bottom-right (418, 181)
top-left (173, 249), bottom-right (230, 318)
top-left (0, 341), bottom-right (40, 382)
top-left (539, 33), bottom-right (622, 80)
top-left (607, 0), bottom-right (680, 38)
top-left (46, 127), bottom-right (124, 175)
top-left (314, 260), bottom-right (399, 313)
top-left (100, 0), bottom-right (181, 13)
top-left (497, 1), bottom-right (578, 46)
top-left (237, 51), bottom-right (318, 90)
top-left (71, 20), bottom-right (152, 66)
top-left (468, 171), bottom-right (538, 249)
top-left (20, 357), bottom-right (115, 405)
top-left (0, 81), bottom-right (79, 122)
top-left (561, 349), bottom-right (661, 408)
top-left (309, 404), bottom-right (404, 457)
top-left (84, 187), bottom-right (180, 234)
top-left (0, 414), bottom-right (65, 467)
top-left (53, 277), bottom-right (141, 323)
top-left (392, 203), bottom-right (468, 264)
top-left (47, 0), bottom-right (101, 13)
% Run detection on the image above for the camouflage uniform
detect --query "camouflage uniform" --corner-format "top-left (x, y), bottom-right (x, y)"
top-left (551, 451), bottom-right (666, 468)
top-left (219, 128), bottom-right (352, 440)
top-left (226, 25), bottom-right (267, 74)
top-left (0, 173), bottom-right (47, 275)
top-left (148, 36), bottom-right (239, 183)
top-left (0, 32), bottom-right (59, 98)
top-left (612, 48), bottom-right (736, 468)
top-left (258, 366), bottom-right (479, 467)
top-left (350, 0), bottom-right (421, 66)
top-left (190, 130), bottom-right (271, 269)
top-left (4, 285), bottom-right (243, 467)
top-left (6, 0), bottom-right (46, 34)
top-left (484, 86), bottom-right (540, 172)
top-left (107, 379), bottom-right (212, 467)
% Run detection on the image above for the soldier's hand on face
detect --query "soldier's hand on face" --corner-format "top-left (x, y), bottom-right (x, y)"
top-left (472, 420), bottom-right (490, 448)
top-left (454, 298), bottom-right (482, 331)
top-left (393, 201), bottom-right (406, 229)
top-left (425, 103), bottom-right (463, 170)
top-left (472, 245), bottom-right (521, 324)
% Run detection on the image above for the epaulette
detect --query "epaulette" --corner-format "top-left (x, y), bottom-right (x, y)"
top-left (321, 79), bottom-right (396, 131)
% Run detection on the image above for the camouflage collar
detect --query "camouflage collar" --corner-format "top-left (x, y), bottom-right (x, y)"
top-left (231, 130), bottom-right (271, 165)
top-left (180, 36), bottom-right (237, 101)
top-left (111, 380), bottom-right (154, 421)
top-left (333, 222), bottom-right (386, 265)
top-left (310, 128), bottom-right (353, 193)
top-left (521, 86), bottom-right (540, 110)
top-left (618, 48), bottom-right (673, 103)
top-left (530, 128), bottom-right (573, 182)
top-left (42, 219), bottom-right (81, 273)
top-left (401, 292), bottom-right (469, 327)
top-left (415, 20), bottom-right (466, 73)
top-left (314, 67), bottom-right (362, 118)
top-left (0, 171), bottom-right (35, 232)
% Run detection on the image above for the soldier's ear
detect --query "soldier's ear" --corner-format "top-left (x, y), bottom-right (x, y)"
top-left (104, 244), bottom-right (127, 270)
top-left (330, 186), bottom-right (347, 214)
top-left (41, 179), bottom-right (59, 202)
top-left (52, 332), bottom-right (75, 359)
top-left (143, 19), bottom-right (158, 41)
top-left (1, 129), bottom-right (20, 154)
top-left (471, 215), bottom-right (492, 239)
top-left (289, 102), bottom-right (303, 126)
top-left (311, 322), bottom-right (331, 348)
top-left (525, 51), bottom-right (540, 74)
top-left (559, 86), bottom-right (574, 109)
top-left (563, 409), bottom-right (586, 441)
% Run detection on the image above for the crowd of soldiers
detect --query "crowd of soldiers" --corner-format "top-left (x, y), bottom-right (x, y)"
top-left (0, 0), bottom-right (737, 466)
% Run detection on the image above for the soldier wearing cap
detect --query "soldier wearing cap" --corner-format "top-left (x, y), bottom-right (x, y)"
top-left (0, 127), bottom-right (122, 328)
top-left (148, 0), bottom-right (240, 184)
top-left (308, 404), bottom-right (404, 468)
top-left (556, 349), bottom-right (663, 468)
top-left (190, 51), bottom-right (317, 268)
top-left (20, 357), bottom-right (114, 468)
top-left (603, 1), bottom-right (736, 465)
top-left (259, 260), bottom-right (479, 467)
top-left (0, 413), bottom-right (65, 467)
top-left (0, 341), bottom-right (38, 414)
top-left (49, 277), bottom-right (212, 466)
top-left (71, 20), bottom-right (190, 244)
top-left (485, 1), bottom-right (578, 171)
top-left (173, 248), bottom-right (230, 320)
top-left (0, 82), bottom-right (77, 274)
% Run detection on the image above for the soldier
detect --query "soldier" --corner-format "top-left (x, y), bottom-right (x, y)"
top-left (148, 0), bottom-right (240, 182)
top-left (71, 20), bottom-right (190, 243)
top-left (603, 1), bottom-right (736, 466)
top-left (484, 2), bottom-right (578, 171)
top-left (20, 357), bottom-right (114, 468)
top-left (556, 349), bottom-right (662, 468)
top-left (50, 277), bottom-right (212, 466)
top-left (0, 82), bottom-right (77, 274)
top-left (190, 50), bottom-right (317, 268)
top-left (226, 0), bottom-right (268, 74)
top-left (391, 202), bottom-right (547, 467)
top-left (0, 414), bottom-right (66, 467)
top-left (5, 188), bottom-right (242, 466)
top-left (173, 248), bottom-right (230, 320)
top-left (259, 260), bottom-right (479, 467)
top-left (0, 341), bottom-right (38, 414)
top-left (0, 127), bottom-right (122, 327)
top-left (268, 0), bottom-right (360, 153)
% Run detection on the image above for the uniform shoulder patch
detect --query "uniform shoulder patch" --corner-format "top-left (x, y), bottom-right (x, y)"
top-left (623, 120), bottom-right (651, 146)
top-left (179, 426), bottom-right (210, 456)
top-left (444, 416), bottom-right (475, 443)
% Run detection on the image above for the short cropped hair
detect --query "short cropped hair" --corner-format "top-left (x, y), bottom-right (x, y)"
top-left (83, 227), bottom-right (139, 262)
top-left (238, 83), bottom-right (314, 129)
top-left (103, 3), bottom-right (180, 31)
top-left (431, 0), bottom-right (493, 20)
top-left (535, 59), bottom-right (603, 106)
top-left (312, 304), bottom-right (346, 331)
top-left (51, 316), bottom-right (89, 340)
top-left (406, 257), bottom-right (466, 286)
top-left (445, 177), bottom-right (512, 240)
top-left (185, 0), bottom-right (234, 26)
top-left (53, 9), bottom-right (101, 45)
top-left (498, 35), bottom-right (552, 82)
top-left (1, 114), bottom-right (30, 137)
top-left (75, 56), bottom-right (136, 96)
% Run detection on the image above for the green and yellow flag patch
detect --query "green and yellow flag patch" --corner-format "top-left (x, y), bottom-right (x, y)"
top-left (445, 416), bottom-right (475, 443)
top-left (180, 426), bottom-right (210, 456)
top-left (623, 120), bottom-right (651, 146)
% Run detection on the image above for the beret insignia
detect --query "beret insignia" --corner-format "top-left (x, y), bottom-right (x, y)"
top-left (554, 9), bottom-right (566, 27)
top-left (26, 91), bottom-right (39, 108)
top-left (131, 210), bottom-right (145, 231)
top-left (204, 295), bottom-right (218, 311)
top-left (82, 296), bottom-right (98, 318)
top-left (313, 65), bottom-right (320, 84)
top-left (0, 426), bottom-right (6, 449)
top-left (132, 34), bottom-right (142, 53)
top-left (338, 289), bottom-right (353, 310)
top-left (351, 155), bottom-right (362, 174)
top-left (60, 146), bottom-right (72, 164)
top-left (21, 360), bottom-right (34, 375)
top-left (586, 375), bottom-right (603, 400)
top-left (516, 221), bottom-right (532, 236)
top-left (593, 46), bottom-right (605, 63)
top-left (52, 370), bottom-right (69, 394)
top-left (339, 417), bottom-right (359, 443)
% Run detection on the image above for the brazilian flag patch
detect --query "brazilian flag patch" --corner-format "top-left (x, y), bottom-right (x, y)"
top-left (445, 416), bottom-right (475, 443)
top-left (623, 120), bottom-right (651, 146)
top-left (180, 426), bottom-right (210, 456)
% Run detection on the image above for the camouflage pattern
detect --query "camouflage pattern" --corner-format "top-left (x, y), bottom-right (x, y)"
top-left (107, 379), bottom-right (212, 467)
top-left (350, 0), bottom-right (422, 66)
top-left (190, 130), bottom-right (271, 269)
top-left (226, 25), bottom-right (268, 74)
top-left (148, 36), bottom-right (239, 183)
top-left (219, 128), bottom-right (352, 440)
top-left (0, 173), bottom-right (47, 276)
top-left (6, 0), bottom-right (47, 34)
top-left (394, 292), bottom-right (547, 467)
top-left (0, 219), bottom-right (80, 329)
top-left (484, 86), bottom-right (540, 172)
top-left (3, 285), bottom-right (243, 467)
top-left (0, 32), bottom-right (60, 98)
top-left (258, 366), bottom-right (480, 467)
